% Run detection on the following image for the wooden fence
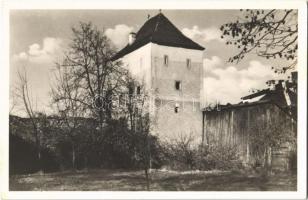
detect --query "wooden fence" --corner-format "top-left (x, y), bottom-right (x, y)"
top-left (203, 101), bottom-right (296, 171)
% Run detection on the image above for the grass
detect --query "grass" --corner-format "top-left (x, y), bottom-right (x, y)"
top-left (9, 169), bottom-right (297, 191)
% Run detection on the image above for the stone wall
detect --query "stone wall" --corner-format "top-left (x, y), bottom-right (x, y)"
top-left (150, 44), bottom-right (204, 142)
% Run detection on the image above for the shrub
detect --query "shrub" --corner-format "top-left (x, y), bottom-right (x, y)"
top-left (162, 133), bottom-right (198, 170)
top-left (197, 144), bottom-right (243, 170)
top-left (161, 133), bottom-right (242, 171)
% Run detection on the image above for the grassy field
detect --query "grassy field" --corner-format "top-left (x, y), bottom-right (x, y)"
top-left (9, 169), bottom-right (296, 191)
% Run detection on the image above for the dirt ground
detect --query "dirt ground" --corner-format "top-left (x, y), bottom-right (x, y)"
top-left (9, 169), bottom-right (297, 191)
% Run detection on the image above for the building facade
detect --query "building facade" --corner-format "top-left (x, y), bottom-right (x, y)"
top-left (112, 13), bottom-right (205, 141)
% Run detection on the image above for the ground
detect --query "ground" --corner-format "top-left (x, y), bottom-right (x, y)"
top-left (9, 169), bottom-right (296, 191)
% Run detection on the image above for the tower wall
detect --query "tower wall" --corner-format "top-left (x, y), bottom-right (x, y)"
top-left (150, 44), bottom-right (203, 142)
top-left (120, 43), bottom-right (152, 89)
top-left (120, 43), bottom-right (204, 143)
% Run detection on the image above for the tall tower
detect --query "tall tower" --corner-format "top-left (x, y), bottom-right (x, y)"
top-left (112, 13), bottom-right (205, 142)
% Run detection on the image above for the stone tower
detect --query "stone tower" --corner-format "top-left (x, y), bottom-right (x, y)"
top-left (112, 13), bottom-right (205, 142)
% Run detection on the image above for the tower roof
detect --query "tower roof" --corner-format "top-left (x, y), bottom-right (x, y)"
top-left (112, 13), bottom-right (205, 61)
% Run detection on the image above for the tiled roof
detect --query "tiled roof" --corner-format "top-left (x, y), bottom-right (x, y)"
top-left (112, 13), bottom-right (205, 61)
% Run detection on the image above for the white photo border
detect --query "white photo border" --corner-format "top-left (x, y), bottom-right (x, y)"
top-left (0, 0), bottom-right (306, 199)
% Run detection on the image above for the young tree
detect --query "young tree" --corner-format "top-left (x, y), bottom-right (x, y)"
top-left (51, 66), bottom-right (85, 169)
top-left (15, 68), bottom-right (42, 172)
top-left (123, 75), bottom-right (152, 190)
top-left (221, 9), bottom-right (297, 73)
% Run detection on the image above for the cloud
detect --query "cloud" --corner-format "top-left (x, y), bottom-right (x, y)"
top-left (203, 57), bottom-right (289, 105)
top-left (182, 26), bottom-right (224, 43)
top-left (105, 24), bottom-right (134, 49)
top-left (203, 56), bottom-right (222, 73)
top-left (13, 37), bottom-right (63, 64)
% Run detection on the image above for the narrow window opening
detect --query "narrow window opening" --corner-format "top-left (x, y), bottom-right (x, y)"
top-left (175, 103), bottom-right (179, 113)
top-left (174, 107), bottom-right (179, 113)
top-left (164, 55), bottom-right (168, 66)
top-left (136, 86), bottom-right (141, 95)
top-left (129, 86), bottom-right (134, 95)
top-left (186, 58), bottom-right (191, 69)
top-left (175, 81), bottom-right (181, 90)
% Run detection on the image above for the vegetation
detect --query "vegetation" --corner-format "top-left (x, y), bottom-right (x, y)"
top-left (10, 15), bottom-right (297, 191)
top-left (9, 168), bottom-right (296, 191)
top-left (162, 133), bottom-right (242, 171)
top-left (249, 112), bottom-right (297, 174)
top-left (221, 9), bottom-right (297, 73)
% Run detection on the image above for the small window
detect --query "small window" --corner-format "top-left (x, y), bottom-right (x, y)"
top-left (164, 55), bottom-right (168, 66)
top-left (136, 86), bottom-right (141, 95)
top-left (186, 58), bottom-right (191, 69)
top-left (174, 107), bottom-right (179, 113)
top-left (175, 103), bottom-right (179, 113)
top-left (175, 81), bottom-right (181, 90)
top-left (129, 86), bottom-right (134, 95)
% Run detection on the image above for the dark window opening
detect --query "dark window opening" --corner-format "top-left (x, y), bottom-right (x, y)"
top-left (175, 81), bottom-right (181, 90)
top-left (164, 55), bottom-right (168, 66)
top-left (129, 86), bottom-right (134, 95)
top-left (174, 107), bottom-right (179, 113)
top-left (136, 86), bottom-right (141, 95)
top-left (186, 58), bottom-right (191, 69)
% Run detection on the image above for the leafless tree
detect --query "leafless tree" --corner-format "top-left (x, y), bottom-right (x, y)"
top-left (57, 22), bottom-right (125, 133)
top-left (9, 88), bottom-right (18, 115)
top-left (166, 132), bottom-right (197, 170)
top-left (51, 65), bottom-right (85, 169)
top-left (123, 74), bottom-right (152, 190)
top-left (15, 68), bottom-right (42, 172)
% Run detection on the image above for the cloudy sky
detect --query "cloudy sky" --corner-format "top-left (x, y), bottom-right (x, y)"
top-left (10, 10), bottom-right (291, 116)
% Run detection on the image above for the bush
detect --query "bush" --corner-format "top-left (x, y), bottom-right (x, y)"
top-left (197, 144), bottom-right (243, 170)
top-left (9, 133), bottom-right (59, 175)
top-left (162, 133), bottom-right (198, 170)
top-left (99, 118), bottom-right (164, 169)
top-left (161, 133), bottom-right (242, 171)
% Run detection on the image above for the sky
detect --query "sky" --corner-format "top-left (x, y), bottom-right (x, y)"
top-left (10, 9), bottom-right (292, 116)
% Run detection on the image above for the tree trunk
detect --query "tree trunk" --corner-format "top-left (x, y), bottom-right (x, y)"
top-left (99, 109), bottom-right (104, 133)
top-left (84, 155), bottom-right (88, 170)
top-left (144, 168), bottom-right (150, 191)
top-left (37, 147), bottom-right (42, 173)
top-left (72, 143), bottom-right (76, 170)
top-left (34, 127), bottom-right (43, 174)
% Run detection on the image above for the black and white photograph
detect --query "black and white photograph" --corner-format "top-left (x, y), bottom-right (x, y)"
top-left (0, 0), bottom-right (307, 199)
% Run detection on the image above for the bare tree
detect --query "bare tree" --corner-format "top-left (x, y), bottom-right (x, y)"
top-left (51, 65), bottom-right (85, 169)
top-left (15, 68), bottom-right (42, 172)
top-left (123, 74), bottom-right (152, 190)
top-left (9, 87), bottom-right (18, 115)
top-left (165, 132), bottom-right (197, 170)
top-left (57, 22), bottom-right (125, 132)
top-left (221, 9), bottom-right (297, 73)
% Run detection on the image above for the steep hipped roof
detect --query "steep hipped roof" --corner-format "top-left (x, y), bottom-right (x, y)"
top-left (112, 13), bottom-right (205, 61)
